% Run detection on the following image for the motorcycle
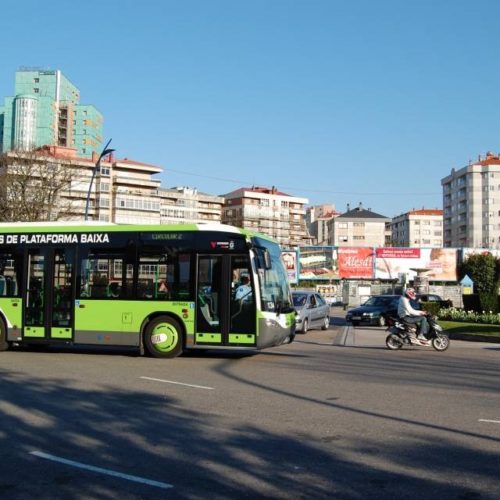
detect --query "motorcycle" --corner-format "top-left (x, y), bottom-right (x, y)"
top-left (385, 313), bottom-right (450, 351)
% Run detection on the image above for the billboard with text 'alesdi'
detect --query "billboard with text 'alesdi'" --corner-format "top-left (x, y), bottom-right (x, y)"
top-left (297, 246), bottom-right (375, 280)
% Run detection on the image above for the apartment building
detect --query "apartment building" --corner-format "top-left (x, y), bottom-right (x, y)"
top-left (1, 146), bottom-right (162, 223)
top-left (159, 186), bottom-right (224, 224)
top-left (306, 204), bottom-right (340, 245)
top-left (391, 209), bottom-right (443, 247)
top-left (0, 68), bottom-right (102, 158)
top-left (330, 203), bottom-right (391, 247)
top-left (441, 152), bottom-right (500, 248)
top-left (221, 186), bottom-right (310, 248)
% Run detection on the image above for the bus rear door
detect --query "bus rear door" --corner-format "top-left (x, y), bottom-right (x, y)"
top-left (23, 248), bottom-right (75, 342)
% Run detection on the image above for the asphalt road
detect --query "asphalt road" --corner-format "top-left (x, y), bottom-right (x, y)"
top-left (0, 310), bottom-right (499, 499)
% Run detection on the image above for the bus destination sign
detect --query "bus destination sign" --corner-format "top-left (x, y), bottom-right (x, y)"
top-left (0, 233), bottom-right (111, 245)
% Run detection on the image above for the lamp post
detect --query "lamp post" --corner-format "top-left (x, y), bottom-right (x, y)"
top-left (84, 138), bottom-right (115, 221)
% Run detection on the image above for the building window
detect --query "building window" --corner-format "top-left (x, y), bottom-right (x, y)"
top-left (34, 88), bottom-right (39, 93)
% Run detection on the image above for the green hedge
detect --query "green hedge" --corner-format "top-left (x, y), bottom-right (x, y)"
top-left (420, 301), bottom-right (440, 316)
top-left (462, 294), bottom-right (500, 313)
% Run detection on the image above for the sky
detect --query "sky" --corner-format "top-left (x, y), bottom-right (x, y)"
top-left (1, 0), bottom-right (500, 218)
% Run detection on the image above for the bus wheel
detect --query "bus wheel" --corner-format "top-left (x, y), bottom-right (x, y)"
top-left (143, 316), bottom-right (183, 358)
top-left (0, 319), bottom-right (9, 352)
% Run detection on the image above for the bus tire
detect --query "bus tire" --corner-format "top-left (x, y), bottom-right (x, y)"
top-left (0, 318), bottom-right (9, 352)
top-left (143, 316), bottom-right (183, 359)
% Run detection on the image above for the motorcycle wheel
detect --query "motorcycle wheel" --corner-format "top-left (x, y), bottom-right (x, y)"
top-left (432, 335), bottom-right (450, 352)
top-left (386, 334), bottom-right (403, 350)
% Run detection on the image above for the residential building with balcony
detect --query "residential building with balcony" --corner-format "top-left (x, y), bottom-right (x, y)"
top-left (159, 186), bottom-right (224, 224)
top-left (391, 209), bottom-right (443, 247)
top-left (1, 145), bottom-right (162, 223)
top-left (0, 68), bottom-right (102, 158)
top-left (221, 186), bottom-right (310, 248)
top-left (441, 152), bottom-right (500, 248)
top-left (330, 203), bottom-right (391, 247)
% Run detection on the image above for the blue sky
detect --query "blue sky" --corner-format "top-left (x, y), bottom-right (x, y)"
top-left (1, 0), bottom-right (499, 217)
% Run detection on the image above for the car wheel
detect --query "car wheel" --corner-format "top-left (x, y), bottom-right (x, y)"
top-left (321, 316), bottom-right (330, 330)
top-left (302, 318), bottom-right (309, 334)
top-left (351, 321), bottom-right (360, 326)
top-left (378, 315), bottom-right (386, 327)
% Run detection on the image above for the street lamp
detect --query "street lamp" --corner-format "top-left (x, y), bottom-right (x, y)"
top-left (84, 138), bottom-right (115, 221)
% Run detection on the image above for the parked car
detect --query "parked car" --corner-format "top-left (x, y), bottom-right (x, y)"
top-left (417, 293), bottom-right (453, 308)
top-left (346, 295), bottom-right (400, 327)
top-left (292, 291), bottom-right (330, 333)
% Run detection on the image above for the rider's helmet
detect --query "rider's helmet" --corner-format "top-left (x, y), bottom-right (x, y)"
top-left (404, 288), bottom-right (417, 300)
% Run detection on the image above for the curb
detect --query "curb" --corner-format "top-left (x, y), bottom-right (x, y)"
top-left (448, 333), bottom-right (500, 343)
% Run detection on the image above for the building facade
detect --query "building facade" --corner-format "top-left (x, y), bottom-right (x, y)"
top-left (1, 146), bottom-right (161, 223)
top-left (0, 146), bottom-right (229, 225)
top-left (0, 68), bottom-right (103, 158)
top-left (306, 204), bottom-right (340, 245)
top-left (391, 209), bottom-right (444, 247)
top-left (441, 153), bottom-right (500, 248)
top-left (221, 186), bottom-right (310, 248)
top-left (159, 187), bottom-right (224, 224)
top-left (329, 204), bottom-right (391, 247)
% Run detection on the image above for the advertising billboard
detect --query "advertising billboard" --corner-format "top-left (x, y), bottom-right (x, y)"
top-left (299, 246), bottom-right (339, 280)
top-left (375, 248), bottom-right (457, 281)
top-left (281, 250), bottom-right (299, 284)
top-left (338, 247), bottom-right (374, 279)
top-left (462, 248), bottom-right (500, 260)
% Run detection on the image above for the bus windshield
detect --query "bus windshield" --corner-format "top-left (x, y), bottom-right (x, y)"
top-left (252, 237), bottom-right (293, 313)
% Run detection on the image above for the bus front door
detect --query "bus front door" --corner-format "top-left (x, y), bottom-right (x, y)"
top-left (195, 254), bottom-right (256, 347)
top-left (23, 249), bottom-right (74, 342)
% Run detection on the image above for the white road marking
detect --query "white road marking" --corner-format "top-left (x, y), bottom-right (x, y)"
top-left (30, 451), bottom-right (173, 489)
top-left (141, 376), bottom-right (214, 390)
top-left (478, 419), bottom-right (500, 424)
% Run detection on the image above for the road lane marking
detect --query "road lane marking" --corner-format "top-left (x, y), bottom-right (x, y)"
top-left (478, 419), bottom-right (500, 424)
top-left (141, 376), bottom-right (214, 390)
top-left (30, 451), bottom-right (173, 489)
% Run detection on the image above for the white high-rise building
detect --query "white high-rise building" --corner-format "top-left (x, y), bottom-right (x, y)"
top-left (441, 152), bottom-right (500, 248)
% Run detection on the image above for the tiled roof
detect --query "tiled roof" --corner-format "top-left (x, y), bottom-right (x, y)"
top-left (408, 209), bottom-right (443, 216)
top-left (338, 207), bottom-right (389, 219)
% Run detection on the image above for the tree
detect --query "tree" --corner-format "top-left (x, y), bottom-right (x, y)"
top-left (0, 149), bottom-right (81, 222)
top-left (459, 253), bottom-right (500, 313)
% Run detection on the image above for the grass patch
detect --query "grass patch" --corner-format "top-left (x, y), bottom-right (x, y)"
top-left (440, 320), bottom-right (500, 336)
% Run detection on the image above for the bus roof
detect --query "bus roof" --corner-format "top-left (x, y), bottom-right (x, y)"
top-left (0, 221), bottom-right (277, 242)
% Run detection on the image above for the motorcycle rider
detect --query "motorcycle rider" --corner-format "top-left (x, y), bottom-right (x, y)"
top-left (398, 288), bottom-right (429, 341)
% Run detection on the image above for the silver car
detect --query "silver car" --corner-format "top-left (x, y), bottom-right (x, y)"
top-left (292, 291), bottom-right (330, 333)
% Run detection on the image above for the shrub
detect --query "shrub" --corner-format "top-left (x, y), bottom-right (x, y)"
top-left (421, 301), bottom-right (440, 316)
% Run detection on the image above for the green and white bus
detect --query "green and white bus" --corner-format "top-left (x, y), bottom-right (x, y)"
top-left (0, 223), bottom-right (296, 358)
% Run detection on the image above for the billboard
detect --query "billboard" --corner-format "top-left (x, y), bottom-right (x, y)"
top-left (281, 250), bottom-right (299, 284)
top-left (338, 247), bottom-right (374, 279)
top-left (299, 246), bottom-right (339, 280)
top-left (375, 248), bottom-right (457, 281)
top-left (462, 248), bottom-right (500, 261)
